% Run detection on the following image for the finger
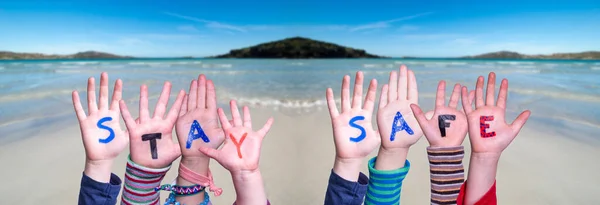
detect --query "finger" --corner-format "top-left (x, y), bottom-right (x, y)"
top-left (87, 77), bottom-right (98, 113)
top-left (341, 75), bottom-right (351, 112)
top-left (206, 80), bottom-right (217, 109)
top-left (461, 86), bottom-right (473, 114)
top-left (408, 69), bottom-right (418, 103)
top-left (188, 80), bottom-right (198, 110)
top-left (475, 76), bottom-right (485, 108)
top-left (378, 84), bottom-right (389, 109)
top-left (497, 78), bottom-right (508, 109)
top-left (119, 100), bottom-right (137, 129)
top-left (326, 88), bottom-right (340, 118)
top-left (258, 117), bottom-right (274, 138)
top-left (243, 106), bottom-right (252, 128)
top-left (230, 100), bottom-right (243, 127)
top-left (217, 108), bottom-right (232, 130)
top-left (435, 80), bottom-right (446, 109)
top-left (410, 104), bottom-right (430, 134)
top-left (425, 110), bottom-right (435, 120)
top-left (449, 83), bottom-right (461, 109)
top-left (388, 70), bottom-right (398, 101)
top-left (179, 94), bottom-right (188, 117)
top-left (486, 72), bottom-right (496, 106)
top-left (166, 90), bottom-right (185, 123)
top-left (198, 146), bottom-right (220, 160)
top-left (351, 71), bottom-right (364, 109)
top-left (197, 74), bottom-right (207, 109)
top-left (468, 90), bottom-right (475, 105)
top-left (510, 110), bottom-right (531, 134)
top-left (363, 79), bottom-right (377, 112)
top-left (109, 79), bottom-right (123, 111)
top-left (99, 72), bottom-right (109, 110)
top-left (72, 91), bottom-right (87, 120)
top-left (139, 85), bottom-right (150, 122)
top-left (153, 81), bottom-right (172, 119)
top-left (173, 144), bottom-right (182, 158)
top-left (398, 65), bottom-right (408, 100)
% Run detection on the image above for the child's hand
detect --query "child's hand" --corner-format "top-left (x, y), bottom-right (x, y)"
top-left (72, 72), bottom-right (128, 182)
top-left (377, 65), bottom-right (422, 150)
top-left (462, 72), bottom-right (531, 155)
top-left (175, 75), bottom-right (225, 164)
top-left (198, 100), bottom-right (274, 174)
top-left (410, 81), bottom-right (474, 147)
top-left (326, 71), bottom-right (379, 179)
top-left (119, 82), bottom-right (185, 169)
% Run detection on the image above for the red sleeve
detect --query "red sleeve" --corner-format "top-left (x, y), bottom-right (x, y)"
top-left (457, 180), bottom-right (497, 205)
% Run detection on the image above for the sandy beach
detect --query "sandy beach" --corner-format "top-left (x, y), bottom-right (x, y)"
top-left (1, 59), bottom-right (600, 204)
top-left (1, 104), bottom-right (599, 204)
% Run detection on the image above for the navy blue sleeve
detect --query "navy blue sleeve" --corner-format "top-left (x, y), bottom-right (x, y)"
top-left (78, 172), bottom-right (122, 205)
top-left (324, 169), bottom-right (369, 205)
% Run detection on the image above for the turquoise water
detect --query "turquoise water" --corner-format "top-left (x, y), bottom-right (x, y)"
top-left (1, 58), bottom-right (599, 143)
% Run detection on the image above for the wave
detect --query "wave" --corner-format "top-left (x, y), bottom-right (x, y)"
top-left (591, 67), bottom-right (600, 70)
top-left (0, 89), bottom-right (73, 103)
top-left (61, 61), bottom-right (100, 65)
top-left (510, 88), bottom-right (600, 103)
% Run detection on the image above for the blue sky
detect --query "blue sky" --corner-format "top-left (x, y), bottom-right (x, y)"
top-left (0, 0), bottom-right (598, 57)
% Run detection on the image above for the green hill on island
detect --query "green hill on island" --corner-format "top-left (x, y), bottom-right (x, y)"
top-left (462, 51), bottom-right (600, 60)
top-left (213, 37), bottom-right (383, 58)
top-left (0, 51), bottom-right (132, 60)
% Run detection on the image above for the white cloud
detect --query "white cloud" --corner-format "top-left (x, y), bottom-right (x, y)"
top-left (164, 12), bottom-right (247, 32)
top-left (349, 12), bottom-right (433, 32)
top-left (177, 25), bottom-right (199, 32)
top-left (398, 25), bottom-right (419, 31)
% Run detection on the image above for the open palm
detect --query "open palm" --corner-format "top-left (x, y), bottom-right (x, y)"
top-left (377, 65), bottom-right (422, 149)
top-left (462, 72), bottom-right (531, 154)
top-left (72, 72), bottom-right (128, 162)
top-left (176, 75), bottom-right (225, 159)
top-left (198, 100), bottom-right (274, 173)
top-left (411, 81), bottom-right (474, 147)
top-left (326, 71), bottom-right (380, 160)
top-left (120, 82), bottom-right (185, 169)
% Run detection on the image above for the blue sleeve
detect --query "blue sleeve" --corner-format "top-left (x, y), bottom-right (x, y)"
top-left (324, 169), bottom-right (369, 205)
top-left (365, 157), bottom-right (410, 205)
top-left (78, 172), bottom-right (122, 205)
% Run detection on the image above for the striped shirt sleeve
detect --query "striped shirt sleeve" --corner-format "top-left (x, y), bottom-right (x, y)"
top-left (427, 146), bottom-right (465, 205)
top-left (365, 157), bottom-right (410, 205)
top-left (121, 156), bottom-right (171, 205)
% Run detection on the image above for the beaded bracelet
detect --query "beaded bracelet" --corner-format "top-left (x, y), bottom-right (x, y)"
top-left (155, 184), bottom-right (206, 196)
top-left (164, 190), bottom-right (211, 205)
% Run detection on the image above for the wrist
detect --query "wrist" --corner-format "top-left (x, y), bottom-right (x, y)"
top-left (180, 156), bottom-right (210, 174)
top-left (231, 169), bottom-right (267, 205)
top-left (332, 156), bottom-right (362, 182)
top-left (374, 147), bottom-right (409, 170)
top-left (84, 159), bottom-right (114, 183)
top-left (471, 152), bottom-right (501, 163)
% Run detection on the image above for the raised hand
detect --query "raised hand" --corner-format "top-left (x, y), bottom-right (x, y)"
top-left (410, 81), bottom-right (474, 147)
top-left (72, 72), bottom-right (128, 182)
top-left (176, 75), bottom-right (225, 162)
top-left (198, 100), bottom-right (273, 174)
top-left (462, 72), bottom-right (531, 155)
top-left (326, 71), bottom-right (379, 179)
top-left (120, 82), bottom-right (185, 169)
top-left (377, 65), bottom-right (422, 149)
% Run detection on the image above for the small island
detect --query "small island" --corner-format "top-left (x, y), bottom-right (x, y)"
top-left (0, 51), bottom-right (132, 60)
top-left (213, 37), bottom-right (383, 59)
top-left (461, 51), bottom-right (600, 60)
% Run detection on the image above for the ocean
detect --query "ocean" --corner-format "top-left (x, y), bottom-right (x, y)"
top-left (1, 58), bottom-right (599, 144)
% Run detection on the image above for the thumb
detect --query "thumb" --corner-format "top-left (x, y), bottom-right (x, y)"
top-left (198, 146), bottom-right (220, 160)
top-left (510, 110), bottom-right (531, 134)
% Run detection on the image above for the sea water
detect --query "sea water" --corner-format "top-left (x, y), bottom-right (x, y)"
top-left (1, 59), bottom-right (599, 144)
